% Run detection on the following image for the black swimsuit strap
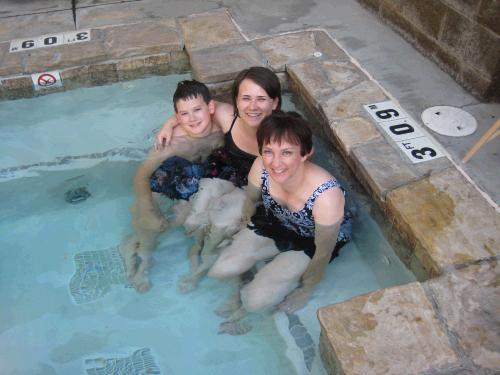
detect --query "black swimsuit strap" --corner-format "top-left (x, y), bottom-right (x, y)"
top-left (228, 116), bottom-right (238, 132)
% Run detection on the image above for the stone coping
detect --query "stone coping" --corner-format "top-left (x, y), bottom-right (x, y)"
top-left (1, 8), bottom-right (498, 374)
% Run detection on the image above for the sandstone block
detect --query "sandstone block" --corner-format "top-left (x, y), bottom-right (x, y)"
top-left (0, 76), bottom-right (34, 99)
top-left (318, 282), bottom-right (458, 375)
top-left (439, 7), bottom-right (500, 77)
top-left (287, 60), bottom-right (368, 114)
top-left (386, 167), bottom-right (500, 276)
top-left (255, 31), bottom-right (349, 72)
top-left (386, 0), bottom-right (447, 39)
top-left (103, 19), bottom-right (181, 59)
top-left (478, 0), bottom-right (500, 35)
top-left (116, 57), bottom-right (146, 81)
top-left (332, 117), bottom-right (382, 156)
top-left (88, 62), bottom-right (118, 85)
top-left (189, 43), bottom-right (265, 83)
top-left (179, 10), bottom-right (244, 51)
top-left (24, 30), bottom-right (108, 74)
top-left (350, 139), bottom-right (420, 201)
top-left (0, 42), bottom-right (25, 77)
top-left (426, 262), bottom-right (500, 372)
top-left (0, 10), bottom-right (74, 43)
top-left (321, 80), bottom-right (387, 121)
top-left (60, 66), bottom-right (91, 90)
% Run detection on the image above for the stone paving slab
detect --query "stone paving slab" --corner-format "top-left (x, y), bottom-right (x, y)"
top-left (0, 0), bottom-right (70, 18)
top-left (102, 18), bottom-right (181, 59)
top-left (76, 0), bottom-right (219, 29)
top-left (321, 80), bottom-right (388, 121)
top-left (179, 9), bottom-right (245, 51)
top-left (188, 42), bottom-right (266, 83)
top-left (318, 282), bottom-right (459, 375)
top-left (332, 117), bottom-right (383, 157)
top-left (425, 262), bottom-right (500, 373)
top-left (287, 59), bottom-right (369, 112)
top-left (0, 10), bottom-right (74, 43)
top-left (0, 42), bottom-right (24, 77)
top-left (350, 139), bottom-right (453, 202)
top-left (23, 29), bottom-right (109, 75)
top-left (350, 139), bottom-right (422, 200)
top-left (386, 167), bottom-right (500, 277)
top-left (255, 30), bottom-right (350, 71)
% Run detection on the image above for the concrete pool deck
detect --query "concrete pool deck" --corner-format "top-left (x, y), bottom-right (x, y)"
top-left (0, 2), bottom-right (498, 374)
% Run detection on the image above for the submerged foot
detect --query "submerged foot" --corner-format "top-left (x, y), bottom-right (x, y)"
top-left (214, 294), bottom-right (242, 318)
top-left (131, 271), bottom-right (151, 293)
top-left (218, 320), bottom-right (252, 336)
top-left (177, 274), bottom-right (199, 294)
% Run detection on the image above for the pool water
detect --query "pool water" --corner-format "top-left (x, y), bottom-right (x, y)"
top-left (0, 75), bottom-right (415, 375)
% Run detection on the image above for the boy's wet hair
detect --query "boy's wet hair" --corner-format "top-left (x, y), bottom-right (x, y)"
top-left (173, 80), bottom-right (212, 112)
top-left (257, 111), bottom-right (313, 156)
top-left (231, 66), bottom-right (282, 117)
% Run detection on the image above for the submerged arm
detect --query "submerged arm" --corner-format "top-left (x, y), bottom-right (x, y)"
top-left (279, 187), bottom-right (344, 312)
top-left (241, 158), bottom-right (264, 224)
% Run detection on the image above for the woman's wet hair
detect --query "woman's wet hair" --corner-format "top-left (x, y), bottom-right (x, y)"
top-left (173, 80), bottom-right (212, 112)
top-left (257, 111), bottom-right (313, 156)
top-left (231, 66), bottom-right (282, 117)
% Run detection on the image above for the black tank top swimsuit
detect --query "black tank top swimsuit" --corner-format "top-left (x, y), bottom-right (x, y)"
top-left (204, 117), bottom-right (257, 187)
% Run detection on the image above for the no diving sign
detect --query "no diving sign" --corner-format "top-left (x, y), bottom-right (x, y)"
top-left (32, 71), bottom-right (63, 90)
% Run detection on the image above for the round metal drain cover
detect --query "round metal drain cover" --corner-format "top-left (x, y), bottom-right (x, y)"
top-left (421, 106), bottom-right (477, 136)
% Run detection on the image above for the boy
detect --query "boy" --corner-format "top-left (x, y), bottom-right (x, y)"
top-left (121, 80), bottom-right (223, 293)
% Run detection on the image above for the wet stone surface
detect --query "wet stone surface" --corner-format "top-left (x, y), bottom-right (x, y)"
top-left (332, 117), bottom-right (383, 157)
top-left (189, 42), bottom-right (266, 83)
top-left (425, 261), bottom-right (500, 373)
top-left (103, 18), bottom-right (181, 59)
top-left (386, 167), bottom-right (500, 276)
top-left (0, 10), bottom-right (74, 43)
top-left (179, 9), bottom-right (245, 51)
top-left (318, 282), bottom-right (459, 375)
top-left (351, 139), bottom-right (421, 200)
top-left (321, 80), bottom-right (387, 121)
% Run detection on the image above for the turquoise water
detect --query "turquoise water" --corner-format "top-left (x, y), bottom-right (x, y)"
top-left (0, 75), bottom-right (415, 374)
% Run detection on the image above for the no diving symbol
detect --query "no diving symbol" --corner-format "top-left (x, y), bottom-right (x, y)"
top-left (38, 73), bottom-right (57, 87)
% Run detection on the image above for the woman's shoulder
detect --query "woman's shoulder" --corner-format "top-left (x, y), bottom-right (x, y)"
top-left (213, 101), bottom-right (235, 133)
top-left (305, 162), bottom-right (336, 186)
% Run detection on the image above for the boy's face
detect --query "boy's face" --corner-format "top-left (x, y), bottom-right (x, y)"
top-left (175, 95), bottom-right (215, 138)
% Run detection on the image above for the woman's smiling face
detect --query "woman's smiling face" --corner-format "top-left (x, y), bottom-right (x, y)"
top-left (261, 139), bottom-right (307, 184)
top-left (236, 79), bottom-right (279, 128)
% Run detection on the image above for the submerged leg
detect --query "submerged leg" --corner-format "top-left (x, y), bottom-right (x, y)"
top-left (119, 235), bottom-right (140, 280)
top-left (178, 226), bottom-right (226, 293)
top-left (131, 248), bottom-right (154, 293)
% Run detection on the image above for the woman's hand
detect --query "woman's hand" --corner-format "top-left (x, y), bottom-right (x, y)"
top-left (155, 117), bottom-right (178, 149)
top-left (278, 287), bottom-right (311, 313)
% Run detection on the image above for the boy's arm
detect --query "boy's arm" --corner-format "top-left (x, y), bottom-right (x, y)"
top-left (155, 116), bottom-right (179, 149)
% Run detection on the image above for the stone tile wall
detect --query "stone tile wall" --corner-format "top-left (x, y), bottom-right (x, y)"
top-left (356, 0), bottom-right (500, 101)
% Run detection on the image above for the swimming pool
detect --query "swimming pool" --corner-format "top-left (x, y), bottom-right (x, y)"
top-left (0, 75), bottom-right (416, 374)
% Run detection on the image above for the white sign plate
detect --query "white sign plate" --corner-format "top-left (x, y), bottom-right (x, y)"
top-left (31, 71), bottom-right (63, 90)
top-left (10, 30), bottom-right (91, 52)
top-left (364, 100), bottom-right (444, 164)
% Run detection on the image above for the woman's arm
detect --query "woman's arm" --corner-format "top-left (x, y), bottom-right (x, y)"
top-left (241, 157), bottom-right (263, 224)
top-left (278, 187), bottom-right (344, 312)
